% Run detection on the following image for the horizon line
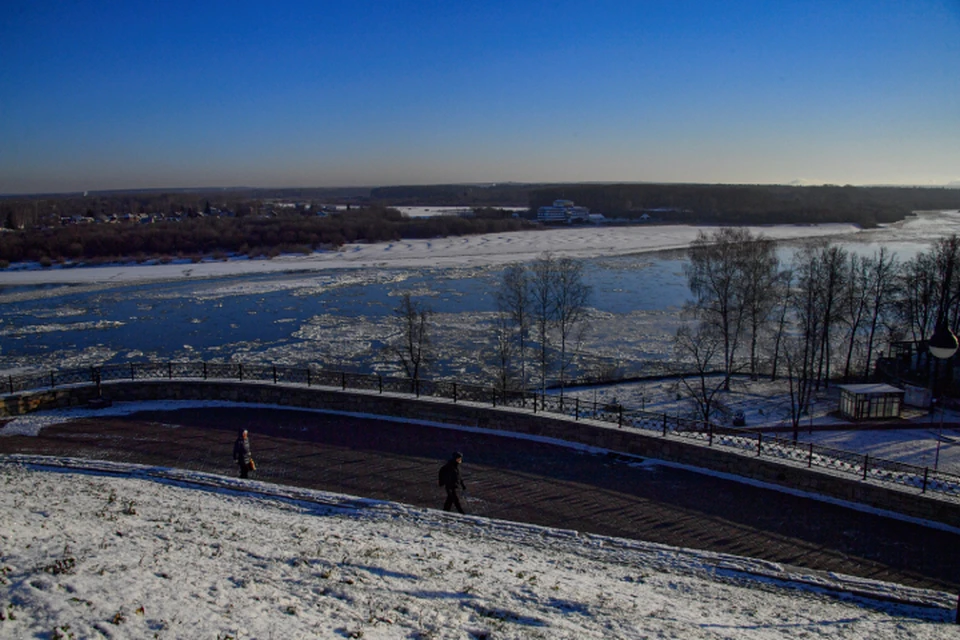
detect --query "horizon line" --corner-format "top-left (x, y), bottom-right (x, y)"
top-left (4, 180), bottom-right (960, 199)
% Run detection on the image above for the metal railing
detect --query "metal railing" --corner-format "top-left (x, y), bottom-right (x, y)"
top-left (5, 361), bottom-right (960, 501)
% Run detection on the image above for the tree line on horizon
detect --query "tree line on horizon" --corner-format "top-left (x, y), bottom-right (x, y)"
top-left (530, 183), bottom-right (960, 227)
top-left (5, 182), bottom-right (959, 233)
top-left (0, 206), bottom-right (533, 267)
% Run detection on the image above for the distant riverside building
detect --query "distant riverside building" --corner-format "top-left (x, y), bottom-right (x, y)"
top-left (536, 199), bottom-right (592, 223)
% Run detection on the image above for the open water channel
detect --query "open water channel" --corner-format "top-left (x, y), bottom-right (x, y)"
top-left (0, 210), bottom-right (957, 382)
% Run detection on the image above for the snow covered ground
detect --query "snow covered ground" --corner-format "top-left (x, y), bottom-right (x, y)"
top-left (560, 376), bottom-right (960, 476)
top-left (0, 221), bottom-right (862, 286)
top-left (1, 457), bottom-right (956, 639)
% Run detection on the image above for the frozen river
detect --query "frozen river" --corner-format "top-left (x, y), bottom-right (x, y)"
top-left (0, 211), bottom-right (957, 381)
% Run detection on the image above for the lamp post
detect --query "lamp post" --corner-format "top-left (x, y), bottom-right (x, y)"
top-left (929, 322), bottom-right (958, 471)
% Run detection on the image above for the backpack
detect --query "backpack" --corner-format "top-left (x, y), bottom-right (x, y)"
top-left (438, 463), bottom-right (450, 487)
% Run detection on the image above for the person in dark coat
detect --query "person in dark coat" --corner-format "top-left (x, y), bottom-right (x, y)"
top-left (233, 429), bottom-right (254, 478)
top-left (439, 451), bottom-right (466, 514)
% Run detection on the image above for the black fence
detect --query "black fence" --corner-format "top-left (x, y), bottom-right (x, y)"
top-left (5, 361), bottom-right (960, 502)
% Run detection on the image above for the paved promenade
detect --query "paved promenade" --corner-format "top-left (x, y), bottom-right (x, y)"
top-left (2, 405), bottom-right (959, 594)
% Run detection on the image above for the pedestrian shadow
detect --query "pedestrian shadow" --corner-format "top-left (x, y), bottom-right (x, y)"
top-left (350, 563), bottom-right (420, 581)
top-left (701, 610), bottom-right (952, 628)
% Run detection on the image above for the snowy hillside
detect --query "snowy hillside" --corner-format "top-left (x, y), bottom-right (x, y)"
top-left (0, 458), bottom-right (955, 639)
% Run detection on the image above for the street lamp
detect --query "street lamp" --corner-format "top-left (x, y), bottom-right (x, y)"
top-left (929, 322), bottom-right (958, 470)
top-left (929, 322), bottom-right (959, 360)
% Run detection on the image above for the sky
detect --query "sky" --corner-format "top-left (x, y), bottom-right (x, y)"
top-left (2, 409), bottom-right (959, 638)
top-left (1, 1), bottom-right (959, 194)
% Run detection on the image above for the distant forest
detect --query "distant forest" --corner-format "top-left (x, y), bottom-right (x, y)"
top-left (1, 182), bottom-right (958, 266)
top-left (527, 184), bottom-right (960, 227)
top-left (370, 182), bottom-right (960, 228)
top-left (0, 206), bottom-right (530, 267)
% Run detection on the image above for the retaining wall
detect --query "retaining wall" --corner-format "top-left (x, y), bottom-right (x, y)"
top-left (3, 379), bottom-right (959, 528)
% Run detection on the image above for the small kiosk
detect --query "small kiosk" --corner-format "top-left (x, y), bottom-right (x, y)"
top-left (836, 384), bottom-right (904, 421)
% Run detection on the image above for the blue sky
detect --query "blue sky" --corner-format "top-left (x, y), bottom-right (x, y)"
top-left (1, 0), bottom-right (958, 194)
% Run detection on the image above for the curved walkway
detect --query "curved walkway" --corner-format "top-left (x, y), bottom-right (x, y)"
top-left (2, 405), bottom-right (959, 594)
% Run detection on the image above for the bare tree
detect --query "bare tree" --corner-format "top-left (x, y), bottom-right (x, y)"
top-left (841, 252), bottom-right (871, 382)
top-left (496, 263), bottom-right (531, 391)
top-left (687, 228), bottom-right (778, 389)
top-left (393, 292), bottom-right (432, 384)
top-left (933, 235), bottom-right (960, 331)
top-left (893, 236), bottom-right (960, 377)
top-left (489, 306), bottom-right (516, 394)
top-left (769, 269), bottom-right (793, 381)
top-left (740, 234), bottom-right (780, 379)
top-left (783, 335), bottom-right (816, 441)
top-left (675, 323), bottom-right (728, 424)
top-left (862, 247), bottom-right (899, 380)
top-left (895, 249), bottom-right (938, 344)
top-left (553, 256), bottom-right (592, 397)
top-left (814, 243), bottom-right (848, 389)
top-left (787, 245), bottom-right (825, 437)
top-left (529, 253), bottom-right (557, 398)
top-left (527, 252), bottom-right (592, 400)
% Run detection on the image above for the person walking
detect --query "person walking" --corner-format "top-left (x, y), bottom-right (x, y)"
top-left (233, 429), bottom-right (255, 479)
top-left (439, 451), bottom-right (467, 514)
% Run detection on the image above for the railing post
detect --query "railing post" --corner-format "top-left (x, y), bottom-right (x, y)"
top-left (307, 368), bottom-right (312, 387)
top-left (708, 421), bottom-right (713, 446)
top-left (618, 406), bottom-right (623, 429)
top-left (756, 433), bottom-right (762, 456)
top-left (342, 372), bottom-right (346, 391)
top-left (662, 414), bottom-right (667, 436)
top-left (273, 366), bottom-right (278, 384)
top-left (203, 362), bottom-right (208, 380)
top-left (453, 382), bottom-right (457, 403)
top-left (239, 364), bottom-right (243, 381)
top-left (168, 362), bottom-right (173, 379)
top-left (808, 443), bottom-right (814, 468)
top-left (575, 398), bottom-right (579, 421)
top-left (130, 363), bottom-right (135, 380)
top-left (415, 379), bottom-right (420, 398)
top-left (863, 454), bottom-right (869, 480)
top-left (922, 467), bottom-right (929, 494)
top-left (378, 375), bottom-right (382, 394)
top-left (492, 387), bottom-right (496, 407)
top-left (8, 375), bottom-right (13, 394)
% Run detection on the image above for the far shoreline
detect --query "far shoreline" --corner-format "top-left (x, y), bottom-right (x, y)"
top-left (0, 221), bottom-right (863, 289)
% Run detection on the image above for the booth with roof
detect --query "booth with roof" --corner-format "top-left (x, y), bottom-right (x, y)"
top-left (836, 384), bottom-right (904, 421)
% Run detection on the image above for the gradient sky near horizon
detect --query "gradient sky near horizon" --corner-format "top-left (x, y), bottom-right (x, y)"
top-left (1, 1), bottom-right (958, 195)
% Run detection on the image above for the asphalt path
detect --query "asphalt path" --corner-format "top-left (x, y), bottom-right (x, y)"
top-left (1, 406), bottom-right (959, 594)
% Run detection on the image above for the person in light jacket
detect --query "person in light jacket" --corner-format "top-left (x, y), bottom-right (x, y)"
top-left (233, 429), bottom-right (254, 478)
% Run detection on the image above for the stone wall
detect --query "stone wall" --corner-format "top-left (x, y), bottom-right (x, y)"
top-left (3, 379), bottom-right (959, 528)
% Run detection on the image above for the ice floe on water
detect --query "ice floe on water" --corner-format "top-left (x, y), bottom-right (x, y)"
top-left (0, 320), bottom-right (126, 337)
top-left (0, 218), bottom-right (923, 384)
